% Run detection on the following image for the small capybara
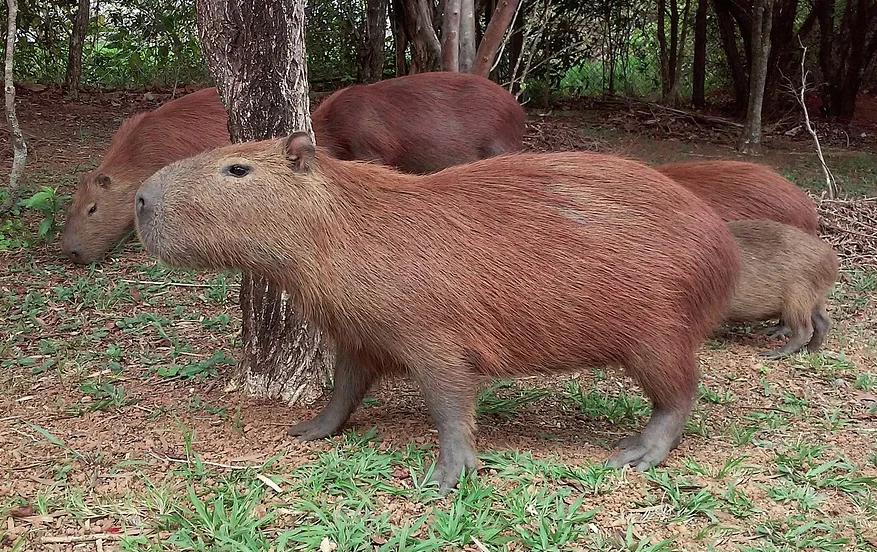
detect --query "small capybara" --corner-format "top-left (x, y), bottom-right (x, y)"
top-left (133, 134), bottom-right (741, 494)
top-left (724, 219), bottom-right (839, 359)
top-left (62, 73), bottom-right (525, 264)
top-left (61, 87), bottom-right (231, 264)
top-left (655, 160), bottom-right (819, 234)
top-left (310, 71), bottom-right (525, 174)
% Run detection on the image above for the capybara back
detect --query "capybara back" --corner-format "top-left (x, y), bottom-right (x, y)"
top-left (311, 71), bottom-right (525, 174)
top-left (725, 219), bottom-right (839, 359)
top-left (134, 136), bottom-right (740, 493)
top-left (656, 160), bottom-right (819, 234)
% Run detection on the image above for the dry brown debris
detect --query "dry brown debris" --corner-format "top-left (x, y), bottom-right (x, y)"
top-left (815, 193), bottom-right (877, 267)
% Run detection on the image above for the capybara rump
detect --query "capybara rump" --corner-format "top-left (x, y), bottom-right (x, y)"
top-left (725, 219), bottom-right (839, 359)
top-left (656, 160), bottom-right (819, 234)
top-left (134, 135), bottom-right (741, 494)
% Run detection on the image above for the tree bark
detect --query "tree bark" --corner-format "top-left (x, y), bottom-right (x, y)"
top-left (194, 0), bottom-right (333, 405)
top-left (442, 0), bottom-right (461, 71)
top-left (459, 0), bottom-right (476, 72)
top-left (738, 0), bottom-right (774, 154)
top-left (658, 0), bottom-right (669, 97)
top-left (397, 0), bottom-right (442, 73)
top-left (714, 0), bottom-right (749, 110)
top-left (65, 0), bottom-right (90, 96)
top-left (361, 0), bottom-right (388, 82)
top-left (507, 1), bottom-right (524, 88)
top-left (390, 0), bottom-right (409, 76)
top-left (692, 0), bottom-right (708, 108)
top-left (472, 0), bottom-right (519, 77)
top-left (2, 0), bottom-right (27, 216)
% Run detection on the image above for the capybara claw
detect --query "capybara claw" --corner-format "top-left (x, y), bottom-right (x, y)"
top-left (607, 433), bottom-right (671, 472)
top-left (757, 348), bottom-right (794, 360)
top-left (286, 418), bottom-right (337, 441)
top-left (759, 323), bottom-right (791, 339)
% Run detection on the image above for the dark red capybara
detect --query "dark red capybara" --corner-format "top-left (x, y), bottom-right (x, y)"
top-left (62, 73), bottom-right (525, 264)
top-left (655, 160), bottom-right (820, 235)
top-left (133, 134), bottom-right (741, 494)
top-left (724, 219), bottom-right (839, 359)
top-left (310, 71), bottom-right (525, 174)
top-left (61, 87), bottom-right (232, 264)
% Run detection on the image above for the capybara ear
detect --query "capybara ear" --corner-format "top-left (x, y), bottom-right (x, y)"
top-left (283, 132), bottom-right (315, 173)
top-left (97, 174), bottom-right (112, 188)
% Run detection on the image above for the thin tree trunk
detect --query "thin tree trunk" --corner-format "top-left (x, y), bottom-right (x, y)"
top-left (65, 0), bottom-right (90, 97)
top-left (194, 0), bottom-right (333, 405)
top-left (2, 0), bottom-right (27, 215)
top-left (459, 0), bottom-right (476, 71)
top-left (390, 0), bottom-right (409, 76)
top-left (442, 0), bottom-right (461, 71)
top-left (363, 0), bottom-right (388, 82)
top-left (714, 0), bottom-right (749, 110)
top-left (692, 0), bottom-right (708, 108)
top-left (472, 0), bottom-right (519, 77)
top-left (738, 0), bottom-right (774, 153)
top-left (658, 0), bottom-right (669, 97)
top-left (507, 1), bottom-right (524, 87)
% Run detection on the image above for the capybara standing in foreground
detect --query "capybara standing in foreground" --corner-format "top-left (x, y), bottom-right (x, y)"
top-left (61, 87), bottom-right (231, 264)
top-left (62, 73), bottom-right (525, 264)
top-left (311, 71), bottom-right (525, 174)
top-left (655, 160), bottom-right (819, 234)
top-left (134, 134), bottom-right (741, 494)
top-left (724, 219), bottom-right (839, 359)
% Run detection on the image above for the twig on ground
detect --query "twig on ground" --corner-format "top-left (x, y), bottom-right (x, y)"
top-left (41, 531), bottom-right (142, 544)
top-left (120, 279), bottom-right (240, 289)
top-left (145, 449), bottom-right (257, 470)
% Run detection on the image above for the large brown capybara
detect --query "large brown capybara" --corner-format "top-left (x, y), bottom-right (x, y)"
top-left (133, 134), bottom-right (741, 494)
top-left (655, 160), bottom-right (820, 235)
top-left (724, 219), bottom-right (839, 359)
top-left (310, 71), bottom-right (525, 174)
top-left (62, 72), bottom-right (525, 264)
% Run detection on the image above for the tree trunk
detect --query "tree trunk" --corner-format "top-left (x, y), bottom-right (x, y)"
top-left (390, 0), bottom-right (409, 76)
top-left (194, 0), bottom-right (333, 405)
top-left (362, 0), bottom-right (388, 82)
top-left (473, 0), bottom-right (519, 77)
top-left (658, 0), bottom-right (669, 97)
top-left (442, 0), bottom-right (461, 71)
top-left (738, 0), bottom-right (774, 154)
top-left (2, 0), bottom-right (27, 216)
top-left (398, 0), bottom-right (442, 73)
top-left (507, 2), bottom-right (524, 88)
top-left (714, 0), bottom-right (749, 110)
top-left (692, 0), bottom-right (708, 108)
top-left (65, 0), bottom-right (90, 96)
top-left (459, 0), bottom-right (476, 71)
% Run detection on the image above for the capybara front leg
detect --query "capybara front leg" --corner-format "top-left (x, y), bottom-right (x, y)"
top-left (413, 370), bottom-right (478, 496)
top-left (806, 302), bottom-right (831, 353)
top-left (287, 350), bottom-right (375, 441)
top-left (607, 353), bottom-right (696, 471)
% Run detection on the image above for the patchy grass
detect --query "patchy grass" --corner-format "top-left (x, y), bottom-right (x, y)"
top-left (1, 92), bottom-right (876, 551)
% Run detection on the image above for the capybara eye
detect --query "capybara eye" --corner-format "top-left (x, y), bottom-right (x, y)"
top-left (225, 164), bottom-right (251, 178)
top-left (87, 203), bottom-right (97, 216)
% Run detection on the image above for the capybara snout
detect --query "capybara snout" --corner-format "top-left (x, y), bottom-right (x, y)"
top-left (136, 134), bottom-right (741, 494)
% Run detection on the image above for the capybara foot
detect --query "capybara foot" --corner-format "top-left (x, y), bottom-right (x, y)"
top-left (286, 416), bottom-right (341, 441)
top-left (425, 446), bottom-right (479, 496)
top-left (607, 406), bottom-right (685, 471)
top-left (759, 323), bottom-right (791, 339)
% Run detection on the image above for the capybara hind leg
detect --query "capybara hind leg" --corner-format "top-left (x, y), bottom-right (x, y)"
top-left (807, 303), bottom-right (831, 353)
top-left (607, 354), bottom-right (696, 471)
top-left (758, 321), bottom-right (791, 339)
top-left (413, 370), bottom-right (478, 495)
top-left (758, 312), bottom-right (813, 359)
top-left (287, 350), bottom-right (375, 441)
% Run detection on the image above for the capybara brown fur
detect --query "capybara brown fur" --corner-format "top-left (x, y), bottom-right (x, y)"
top-left (310, 71), bottom-right (525, 174)
top-left (133, 134), bottom-right (741, 494)
top-left (724, 219), bottom-right (839, 359)
top-left (63, 73), bottom-right (525, 264)
top-left (61, 87), bottom-right (231, 264)
top-left (655, 160), bottom-right (819, 235)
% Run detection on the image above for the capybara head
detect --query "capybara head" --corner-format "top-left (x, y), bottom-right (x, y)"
top-left (61, 87), bottom-right (231, 264)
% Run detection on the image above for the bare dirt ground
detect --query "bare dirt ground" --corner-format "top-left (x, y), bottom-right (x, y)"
top-left (1, 87), bottom-right (876, 551)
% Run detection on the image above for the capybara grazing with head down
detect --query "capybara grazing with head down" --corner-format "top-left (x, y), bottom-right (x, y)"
top-left (61, 87), bottom-right (231, 264)
top-left (133, 133), bottom-right (741, 494)
top-left (724, 219), bottom-right (839, 359)
top-left (310, 71), bottom-right (525, 174)
top-left (62, 73), bottom-right (525, 264)
top-left (655, 160), bottom-right (819, 235)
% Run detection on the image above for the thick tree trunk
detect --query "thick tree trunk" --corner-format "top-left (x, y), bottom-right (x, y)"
top-left (692, 0), bottom-right (708, 108)
top-left (65, 0), bottom-right (90, 96)
top-left (194, 0), bottom-right (333, 405)
top-left (459, 0), bottom-right (476, 71)
top-left (472, 0), bottom-right (519, 77)
top-left (398, 0), bottom-right (442, 73)
top-left (738, 0), bottom-right (774, 154)
top-left (390, 0), bottom-right (409, 76)
top-left (361, 0), bottom-right (388, 82)
top-left (442, 0), bottom-right (461, 71)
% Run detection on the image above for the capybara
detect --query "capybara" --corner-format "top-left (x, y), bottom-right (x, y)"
top-left (310, 71), bottom-right (525, 174)
top-left (655, 160), bottom-right (819, 235)
top-left (133, 133), bottom-right (741, 494)
top-left (61, 87), bottom-right (231, 264)
top-left (62, 73), bottom-right (525, 264)
top-left (724, 220), bottom-right (839, 359)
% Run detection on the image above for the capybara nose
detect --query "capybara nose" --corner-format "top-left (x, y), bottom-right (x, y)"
top-left (61, 236), bottom-right (84, 263)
